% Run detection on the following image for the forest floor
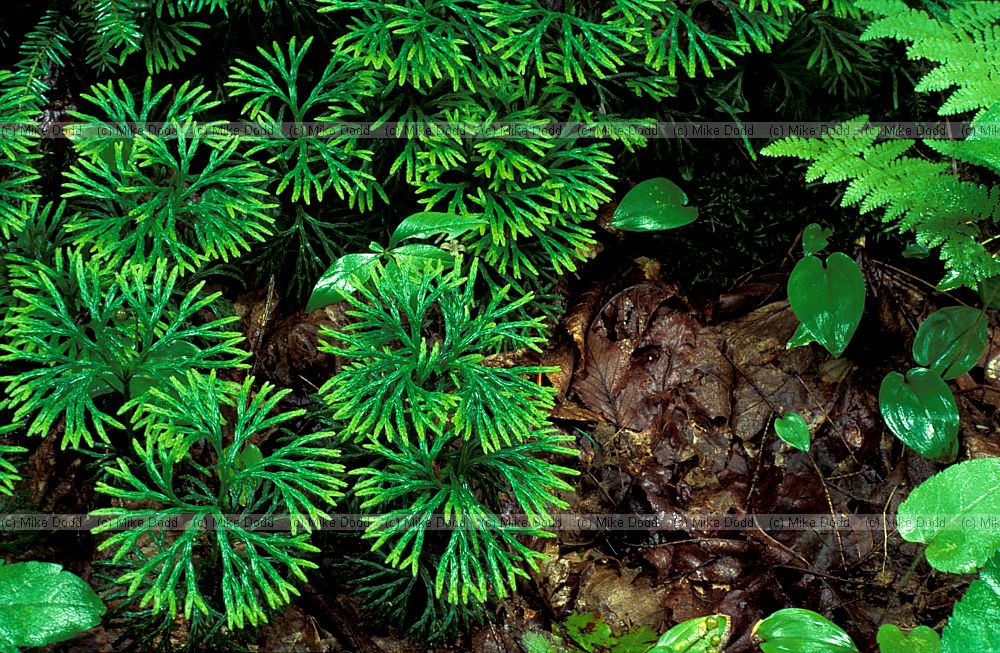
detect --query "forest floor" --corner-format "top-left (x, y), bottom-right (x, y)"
top-left (22, 249), bottom-right (1000, 653)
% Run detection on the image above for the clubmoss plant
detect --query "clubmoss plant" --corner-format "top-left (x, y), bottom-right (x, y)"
top-left (0, 251), bottom-right (247, 448)
top-left (92, 370), bottom-right (345, 632)
top-left (319, 258), bottom-right (578, 640)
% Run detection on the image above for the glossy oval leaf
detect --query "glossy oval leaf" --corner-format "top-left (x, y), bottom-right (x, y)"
top-left (897, 457), bottom-right (1000, 574)
top-left (753, 609), bottom-right (859, 653)
top-left (611, 178), bottom-right (699, 232)
top-left (305, 253), bottom-right (379, 312)
top-left (650, 614), bottom-right (731, 652)
top-left (879, 368), bottom-right (959, 463)
top-left (877, 625), bottom-right (940, 653)
top-left (802, 223), bottom-right (833, 256)
top-left (787, 252), bottom-right (865, 357)
top-left (912, 307), bottom-right (988, 380)
top-left (387, 212), bottom-right (485, 248)
top-left (0, 561), bottom-right (106, 651)
top-left (775, 411), bottom-right (811, 452)
top-left (941, 580), bottom-right (1000, 653)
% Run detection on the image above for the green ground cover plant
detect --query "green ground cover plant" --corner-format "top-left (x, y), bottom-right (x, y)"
top-left (0, 0), bottom-right (997, 650)
top-left (756, 2), bottom-right (1000, 651)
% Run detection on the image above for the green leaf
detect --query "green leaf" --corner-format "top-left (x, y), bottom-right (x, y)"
top-left (520, 632), bottom-right (564, 653)
top-left (610, 178), bottom-right (699, 232)
top-left (787, 253), bottom-right (866, 357)
top-left (787, 323), bottom-right (817, 348)
top-left (979, 277), bottom-right (1000, 309)
top-left (615, 627), bottom-right (660, 653)
top-left (753, 609), bottom-right (859, 652)
top-left (650, 614), bottom-right (731, 652)
top-left (387, 212), bottom-right (485, 248)
top-left (902, 243), bottom-right (930, 259)
top-left (935, 272), bottom-right (964, 294)
top-left (879, 368), bottom-right (959, 463)
top-left (128, 341), bottom-right (201, 399)
top-left (305, 253), bottom-right (379, 312)
top-left (391, 244), bottom-right (458, 266)
top-left (0, 562), bottom-right (106, 651)
top-left (233, 444), bottom-right (264, 507)
top-left (774, 411), bottom-right (811, 452)
top-left (564, 612), bottom-right (615, 650)
top-left (941, 580), bottom-right (1000, 653)
top-left (802, 224), bottom-right (832, 256)
top-left (982, 552), bottom-right (1000, 598)
top-left (897, 457), bottom-right (1000, 574)
top-left (877, 625), bottom-right (941, 653)
top-left (912, 307), bottom-right (988, 380)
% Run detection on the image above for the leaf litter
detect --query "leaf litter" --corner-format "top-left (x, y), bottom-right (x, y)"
top-left (16, 254), bottom-right (999, 652)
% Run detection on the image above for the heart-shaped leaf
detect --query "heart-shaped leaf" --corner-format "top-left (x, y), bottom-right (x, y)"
top-left (941, 580), bottom-right (1000, 653)
top-left (650, 614), bottom-right (731, 652)
top-left (912, 307), bottom-right (988, 379)
top-left (610, 178), bottom-right (699, 232)
top-left (774, 411), bottom-right (811, 452)
top-left (802, 223), bottom-right (833, 256)
top-left (877, 625), bottom-right (940, 653)
top-left (879, 368), bottom-right (959, 463)
top-left (0, 561), bottom-right (106, 651)
top-left (753, 608), bottom-right (859, 652)
top-left (388, 212), bottom-right (485, 247)
top-left (897, 457), bottom-right (1000, 574)
top-left (787, 252), bottom-right (865, 357)
top-left (305, 253), bottom-right (379, 312)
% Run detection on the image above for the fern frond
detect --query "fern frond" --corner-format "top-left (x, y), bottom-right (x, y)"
top-left (484, 1), bottom-right (640, 84)
top-left (142, 15), bottom-right (207, 73)
top-left (763, 116), bottom-right (1000, 286)
top-left (858, 0), bottom-right (1000, 116)
top-left (926, 105), bottom-right (1000, 174)
top-left (68, 77), bottom-right (217, 158)
top-left (344, 557), bottom-right (487, 641)
top-left (319, 259), bottom-right (554, 450)
top-left (0, 423), bottom-right (27, 497)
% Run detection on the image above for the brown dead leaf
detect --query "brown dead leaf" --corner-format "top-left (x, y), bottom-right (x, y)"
top-left (258, 605), bottom-right (335, 652)
top-left (258, 306), bottom-right (344, 388)
top-left (574, 563), bottom-right (665, 630)
top-left (571, 284), bottom-right (681, 431)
